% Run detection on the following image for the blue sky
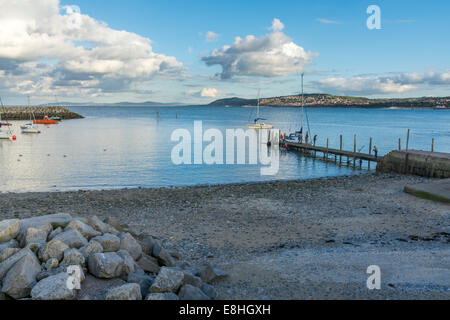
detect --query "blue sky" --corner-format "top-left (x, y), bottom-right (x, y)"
top-left (0, 0), bottom-right (449, 104)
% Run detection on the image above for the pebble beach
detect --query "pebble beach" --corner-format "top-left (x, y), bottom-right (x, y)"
top-left (1, 173), bottom-right (449, 299)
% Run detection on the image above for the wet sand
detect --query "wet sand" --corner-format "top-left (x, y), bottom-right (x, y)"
top-left (1, 173), bottom-right (449, 299)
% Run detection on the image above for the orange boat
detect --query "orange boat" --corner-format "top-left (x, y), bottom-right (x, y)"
top-left (33, 116), bottom-right (58, 125)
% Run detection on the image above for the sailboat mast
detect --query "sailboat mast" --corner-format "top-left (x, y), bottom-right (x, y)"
top-left (301, 73), bottom-right (304, 130)
top-left (257, 88), bottom-right (261, 119)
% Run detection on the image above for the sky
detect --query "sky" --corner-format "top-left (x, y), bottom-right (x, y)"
top-left (0, 0), bottom-right (449, 105)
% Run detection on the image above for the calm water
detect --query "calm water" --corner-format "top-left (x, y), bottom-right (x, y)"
top-left (0, 106), bottom-right (449, 192)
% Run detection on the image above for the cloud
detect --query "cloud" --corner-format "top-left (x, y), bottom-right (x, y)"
top-left (202, 19), bottom-right (315, 79)
top-left (315, 71), bottom-right (450, 95)
top-left (187, 87), bottom-right (221, 98)
top-left (271, 18), bottom-right (285, 32)
top-left (205, 31), bottom-right (220, 43)
top-left (316, 18), bottom-right (341, 25)
top-left (0, 0), bottom-right (183, 98)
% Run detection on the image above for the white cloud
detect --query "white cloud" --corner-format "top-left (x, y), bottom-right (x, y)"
top-left (187, 87), bottom-right (221, 98)
top-left (205, 31), bottom-right (220, 43)
top-left (315, 71), bottom-right (450, 95)
top-left (200, 87), bottom-right (220, 98)
top-left (202, 19), bottom-right (315, 79)
top-left (271, 18), bottom-right (285, 32)
top-left (0, 0), bottom-right (183, 98)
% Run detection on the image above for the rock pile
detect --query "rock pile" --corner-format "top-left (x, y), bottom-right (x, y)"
top-left (0, 214), bottom-right (227, 300)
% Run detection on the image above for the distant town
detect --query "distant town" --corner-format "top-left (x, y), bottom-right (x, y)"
top-left (209, 94), bottom-right (450, 109)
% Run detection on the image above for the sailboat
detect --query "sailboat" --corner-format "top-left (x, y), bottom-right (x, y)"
top-left (248, 89), bottom-right (273, 130)
top-left (21, 97), bottom-right (41, 134)
top-left (285, 73), bottom-right (311, 143)
top-left (0, 97), bottom-right (14, 140)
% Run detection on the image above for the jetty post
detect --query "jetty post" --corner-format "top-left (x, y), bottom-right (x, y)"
top-left (431, 138), bottom-right (435, 153)
top-left (339, 135), bottom-right (343, 165)
top-left (398, 138), bottom-right (401, 151)
top-left (353, 135), bottom-right (357, 169)
top-left (368, 137), bottom-right (373, 169)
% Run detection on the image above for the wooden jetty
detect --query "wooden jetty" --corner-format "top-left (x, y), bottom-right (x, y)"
top-left (285, 141), bottom-right (380, 163)
top-left (285, 140), bottom-right (379, 170)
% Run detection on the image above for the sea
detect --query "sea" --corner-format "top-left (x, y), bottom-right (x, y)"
top-left (0, 106), bottom-right (449, 192)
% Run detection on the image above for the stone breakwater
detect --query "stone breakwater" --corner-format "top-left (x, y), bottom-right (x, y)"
top-left (0, 213), bottom-right (227, 300)
top-left (377, 150), bottom-right (450, 178)
top-left (1, 107), bottom-right (84, 120)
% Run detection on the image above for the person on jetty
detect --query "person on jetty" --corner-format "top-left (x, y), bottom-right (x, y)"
top-left (313, 135), bottom-right (317, 146)
top-left (373, 146), bottom-right (378, 158)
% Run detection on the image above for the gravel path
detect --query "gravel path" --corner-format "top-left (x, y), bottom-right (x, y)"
top-left (1, 173), bottom-right (449, 299)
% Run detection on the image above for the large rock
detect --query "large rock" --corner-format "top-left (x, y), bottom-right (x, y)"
top-left (91, 234), bottom-right (120, 252)
top-left (18, 214), bottom-right (72, 242)
top-left (119, 233), bottom-right (142, 260)
top-left (116, 250), bottom-right (137, 275)
top-left (77, 275), bottom-right (126, 300)
top-left (139, 236), bottom-right (156, 256)
top-left (61, 249), bottom-right (85, 267)
top-left (200, 264), bottom-right (228, 283)
top-left (137, 253), bottom-right (160, 274)
top-left (201, 284), bottom-right (218, 300)
top-left (103, 217), bottom-right (124, 232)
top-left (152, 241), bottom-right (175, 267)
top-left (127, 270), bottom-right (154, 297)
top-left (105, 283), bottom-right (142, 300)
top-left (146, 292), bottom-right (179, 300)
top-left (53, 229), bottom-right (88, 249)
top-left (178, 284), bottom-right (210, 300)
top-left (31, 273), bottom-right (76, 300)
top-left (0, 248), bottom-right (36, 280)
top-left (150, 267), bottom-right (185, 293)
top-left (48, 227), bottom-right (63, 241)
top-left (182, 271), bottom-right (203, 288)
top-left (0, 219), bottom-right (20, 243)
top-left (38, 240), bottom-right (69, 262)
top-left (79, 240), bottom-right (103, 259)
top-left (0, 248), bottom-right (20, 263)
top-left (87, 216), bottom-right (119, 235)
top-left (65, 220), bottom-right (101, 240)
top-left (1, 252), bottom-right (42, 299)
top-left (0, 239), bottom-right (19, 251)
top-left (23, 223), bottom-right (52, 247)
top-left (88, 252), bottom-right (126, 279)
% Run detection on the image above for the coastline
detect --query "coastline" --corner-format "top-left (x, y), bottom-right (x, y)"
top-left (1, 173), bottom-right (449, 299)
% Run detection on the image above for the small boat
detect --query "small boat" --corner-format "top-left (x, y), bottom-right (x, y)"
top-left (0, 122), bottom-right (12, 126)
top-left (21, 123), bottom-right (41, 134)
top-left (49, 116), bottom-right (62, 121)
top-left (34, 116), bottom-right (58, 125)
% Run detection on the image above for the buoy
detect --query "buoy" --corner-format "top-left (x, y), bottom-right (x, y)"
top-left (12, 135), bottom-right (17, 140)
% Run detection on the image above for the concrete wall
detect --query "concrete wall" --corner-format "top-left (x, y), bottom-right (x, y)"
top-left (377, 150), bottom-right (450, 178)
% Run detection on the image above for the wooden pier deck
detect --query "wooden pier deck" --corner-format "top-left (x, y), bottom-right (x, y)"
top-left (284, 141), bottom-right (380, 163)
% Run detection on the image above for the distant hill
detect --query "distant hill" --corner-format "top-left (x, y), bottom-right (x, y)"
top-left (209, 94), bottom-right (450, 109)
top-left (38, 101), bottom-right (183, 107)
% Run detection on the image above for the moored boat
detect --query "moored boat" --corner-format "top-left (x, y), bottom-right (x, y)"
top-left (34, 116), bottom-right (58, 125)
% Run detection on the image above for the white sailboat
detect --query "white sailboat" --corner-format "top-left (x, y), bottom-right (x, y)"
top-left (248, 89), bottom-right (273, 130)
top-left (21, 96), bottom-right (40, 134)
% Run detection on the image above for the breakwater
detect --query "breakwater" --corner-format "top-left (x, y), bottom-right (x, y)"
top-left (377, 150), bottom-right (450, 178)
top-left (1, 107), bottom-right (84, 120)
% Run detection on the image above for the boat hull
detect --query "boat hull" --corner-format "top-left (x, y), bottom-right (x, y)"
top-left (33, 120), bottom-right (58, 124)
top-left (248, 124), bottom-right (274, 130)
